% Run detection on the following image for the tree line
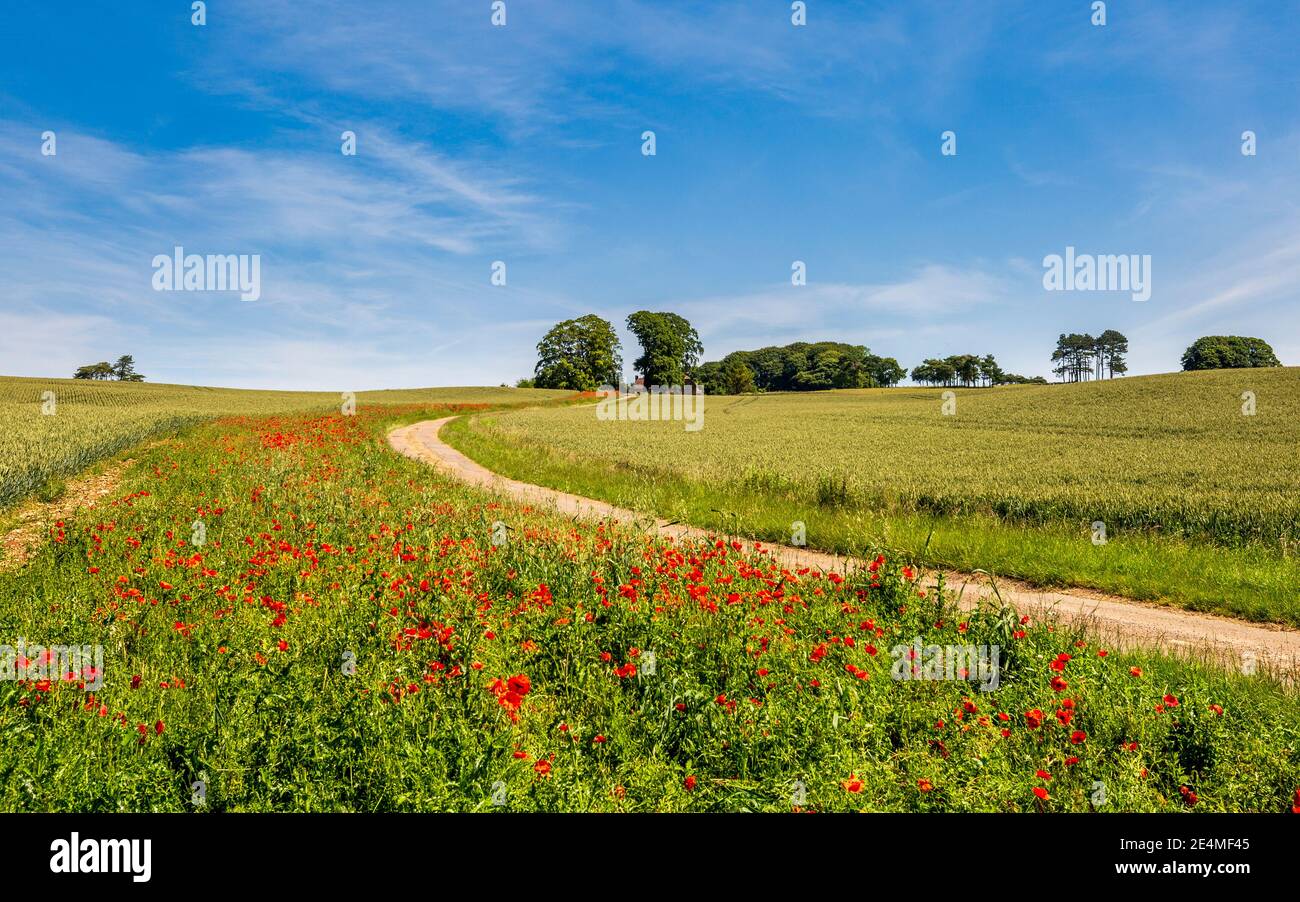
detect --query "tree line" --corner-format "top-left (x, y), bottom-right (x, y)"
top-left (522, 314), bottom-right (1283, 393)
top-left (910, 355), bottom-right (1045, 387)
top-left (73, 355), bottom-right (145, 382)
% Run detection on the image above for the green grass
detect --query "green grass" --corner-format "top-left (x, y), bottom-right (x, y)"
top-left (2, 398), bottom-right (1296, 812)
top-left (443, 370), bottom-right (1300, 625)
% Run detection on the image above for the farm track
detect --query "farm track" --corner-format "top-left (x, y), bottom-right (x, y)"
top-left (390, 417), bottom-right (1300, 675)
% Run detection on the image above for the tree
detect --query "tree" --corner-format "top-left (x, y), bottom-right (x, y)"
top-left (1092, 330), bottom-right (1128, 379)
top-left (1051, 333), bottom-right (1097, 383)
top-left (626, 311), bottom-right (702, 387)
top-left (978, 354), bottom-right (1003, 387)
top-left (112, 355), bottom-right (145, 382)
top-left (1181, 336), bottom-right (1281, 371)
top-left (870, 357), bottom-right (906, 387)
top-left (719, 359), bottom-right (756, 394)
top-left (533, 315), bottom-right (623, 391)
top-left (73, 361), bottom-right (115, 380)
top-left (911, 358), bottom-right (957, 387)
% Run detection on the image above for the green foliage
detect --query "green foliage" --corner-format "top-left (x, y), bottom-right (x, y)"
top-left (1050, 331), bottom-right (1129, 382)
top-left (533, 315), bottom-right (623, 391)
top-left (1181, 336), bottom-right (1281, 371)
top-left (73, 356), bottom-right (146, 382)
top-left (626, 312), bottom-right (702, 388)
top-left (701, 342), bottom-right (905, 393)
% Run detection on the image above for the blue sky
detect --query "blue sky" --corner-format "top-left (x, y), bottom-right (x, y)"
top-left (1, 0), bottom-right (1298, 389)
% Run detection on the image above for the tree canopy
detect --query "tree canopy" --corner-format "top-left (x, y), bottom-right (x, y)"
top-left (910, 354), bottom-right (1042, 387)
top-left (74, 356), bottom-right (145, 381)
top-left (1181, 336), bottom-right (1281, 371)
top-left (626, 311), bottom-right (702, 387)
top-left (533, 315), bottom-right (622, 391)
top-left (695, 342), bottom-right (905, 395)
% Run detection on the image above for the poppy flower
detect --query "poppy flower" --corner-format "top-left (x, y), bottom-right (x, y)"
top-left (1033, 786), bottom-right (1050, 801)
top-left (842, 775), bottom-right (864, 793)
top-left (684, 775), bottom-right (697, 791)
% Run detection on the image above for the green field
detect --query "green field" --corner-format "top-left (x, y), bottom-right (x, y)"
top-left (0, 376), bottom-right (568, 510)
top-left (445, 369), bottom-right (1300, 624)
top-left (2, 392), bottom-right (1296, 812)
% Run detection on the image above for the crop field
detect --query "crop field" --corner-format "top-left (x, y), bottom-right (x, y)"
top-left (0, 376), bottom-right (567, 510)
top-left (2, 398), bottom-right (1297, 812)
top-left (446, 369), bottom-right (1300, 624)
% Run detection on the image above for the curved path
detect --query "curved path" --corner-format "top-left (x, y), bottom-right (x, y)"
top-left (390, 417), bottom-right (1300, 674)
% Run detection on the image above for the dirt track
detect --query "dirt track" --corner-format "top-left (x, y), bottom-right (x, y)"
top-left (390, 416), bottom-right (1300, 675)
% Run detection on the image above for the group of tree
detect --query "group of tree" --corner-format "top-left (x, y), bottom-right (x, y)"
top-left (909, 354), bottom-right (1045, 387)
top-left (695, 342), bottom-right (906, 395)
top-left (73, 355), bottom-right (145, 382)
top-left (1181, 336), bottom-right (1280, 371)
top-left (1049, 331), bottom-right (1129, 382)
top-left (527, 312), bottom-right (700, 391)
top-left (525, 315), bottom-right (1284, 394)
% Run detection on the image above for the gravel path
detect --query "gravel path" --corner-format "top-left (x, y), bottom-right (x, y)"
top-left (390, 416), bottom-right (1300, 675)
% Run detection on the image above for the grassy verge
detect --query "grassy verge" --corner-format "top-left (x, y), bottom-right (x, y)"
top-left (444, 414), bottom-right (1300, 627)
